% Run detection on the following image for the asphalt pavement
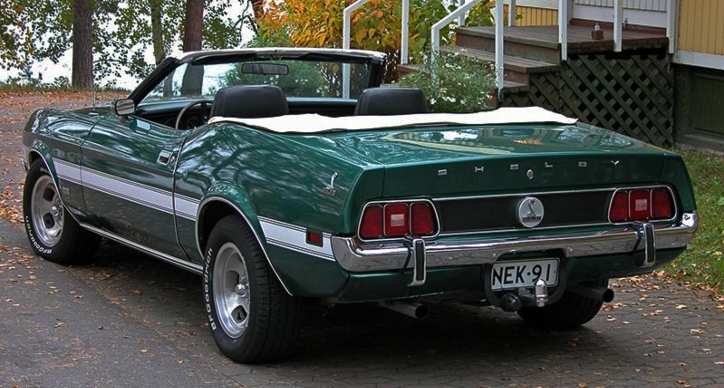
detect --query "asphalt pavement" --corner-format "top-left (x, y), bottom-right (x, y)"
top-left (1, 93), bottom-right (723, 387)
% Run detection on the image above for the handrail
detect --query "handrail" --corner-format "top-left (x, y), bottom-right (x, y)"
top-left (430, 0), bottom-right (504, 100)
top-left (431, 0), bottom-right (485, 54)
top-left (342, 0), bottom-right (370, 51)
top-left (558, 0), bottom-right (568, 61)
top-left (342, 0), bottom-right (370, 98)
top-left (493, 0), bottom-right (504, 100)
top-left (508, 0), bottom-right (517, 27)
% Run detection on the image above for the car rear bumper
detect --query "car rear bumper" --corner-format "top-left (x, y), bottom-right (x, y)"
top-left (331, 213), bottom-right (697, 276)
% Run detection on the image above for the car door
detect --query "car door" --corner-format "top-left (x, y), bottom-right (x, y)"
top-left (81, 113), bottom-right (189, 260)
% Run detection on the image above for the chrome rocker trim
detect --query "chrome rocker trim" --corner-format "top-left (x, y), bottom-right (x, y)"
top-left (331, 213), bottom-right (698, 277)
top-left (81, 223), bottom-right (203, 274)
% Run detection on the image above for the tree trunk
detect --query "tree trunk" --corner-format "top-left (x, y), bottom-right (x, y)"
top-left (183, 0), bottom-right (203, 52)
top-left (150, 0), bottom-right (165, 65)
top-left (181, 0), bottom-right (204, 96)
top-left (71, 0), bottom-right (94, 90)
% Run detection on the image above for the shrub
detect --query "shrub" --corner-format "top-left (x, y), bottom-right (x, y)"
top-left (397, 51), bottom-right (495, 113)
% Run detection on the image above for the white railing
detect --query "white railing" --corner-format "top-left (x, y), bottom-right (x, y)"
top-left (342, 0), bottom-right (370, 98)
top-left (431, 0), bottom-right (486, 54)
top-left (559, 0), bottom-right (569, 60)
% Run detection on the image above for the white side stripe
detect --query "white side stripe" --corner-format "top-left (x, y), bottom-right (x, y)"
top-left (54, 159), bottom-right (199, 220)
top-left (82, 168), bottom-right (173, 213)
top-left (174, 195), bottom-right (199, 221)
top-left (52, 160), bottom-right (335, 263)
top-left (259, 217), bottom-right (335, 261)
top-left (55, 159), bottom-right (82, 185)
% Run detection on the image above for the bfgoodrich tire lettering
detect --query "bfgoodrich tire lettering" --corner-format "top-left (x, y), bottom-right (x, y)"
top-left (22, 159), bottom-right (100, 264)
top-left (203, 215), bottom-right (300, 363)
top-left (517, 279), bottom-right (607, 330)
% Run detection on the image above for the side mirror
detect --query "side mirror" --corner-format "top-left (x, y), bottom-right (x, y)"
top-left (114, 99), bottom-right (136, 116)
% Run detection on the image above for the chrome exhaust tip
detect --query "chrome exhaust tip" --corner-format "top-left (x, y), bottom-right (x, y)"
top-left (377, 300), bottom-right (430, 320)
top-left (568, 285), bottom-right (615, 303)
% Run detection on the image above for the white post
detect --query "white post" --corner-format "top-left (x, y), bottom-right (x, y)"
top-left (558, 0), bottom-right (568, 61)
top-left (494, 0), bottom-right (504, 101)
top-left (458, 0), bottom-right (466, 28)
top-left (508, 0), bottom-right (517, 27)
top-left (402, 0), bottom-right (410, 64)
top-left (666, 0), bottom-right (677, 54)
top-left (613, 0), bottom-right (623, 52)
top-left (342, 0), bottom-right (369, 98)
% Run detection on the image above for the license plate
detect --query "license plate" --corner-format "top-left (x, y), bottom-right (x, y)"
top-left (491, 258), bottom-right (559, 290)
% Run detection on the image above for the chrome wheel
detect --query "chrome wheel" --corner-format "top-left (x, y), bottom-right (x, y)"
top-left (213, 242), bottom-right (251, 338)
top-left (30, 175), bottom-right (63, 247)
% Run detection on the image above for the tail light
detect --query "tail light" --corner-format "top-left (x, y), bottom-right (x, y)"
top-left (359, 205), bottom-right (383, 239)
top-left (359, 200), bottom-right (438, 240)
top-left (608, 187), bottom-right (675, 223)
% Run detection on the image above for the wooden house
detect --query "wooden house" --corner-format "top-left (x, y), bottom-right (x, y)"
top-left (380, 0), bottom-right (722, 149)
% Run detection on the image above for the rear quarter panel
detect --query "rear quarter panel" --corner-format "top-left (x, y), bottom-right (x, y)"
top-left (174, 123), bottom-right (385, 297)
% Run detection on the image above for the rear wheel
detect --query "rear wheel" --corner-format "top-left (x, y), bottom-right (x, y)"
top-left (203, 215), bottom-right (301, 363)
top-left (517, 279), bottom-right (608, 330)
top-left (23, 159), bottom-right (100, 264)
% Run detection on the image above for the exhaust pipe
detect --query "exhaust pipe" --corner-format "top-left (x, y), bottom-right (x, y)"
top-left (568, 285), bottom-right (615, 303)
top-left (377, 300), bottom-right (430, 320)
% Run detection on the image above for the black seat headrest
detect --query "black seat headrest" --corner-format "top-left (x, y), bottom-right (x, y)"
top-left (210, 85), bottom-right (289, 119)
top-left (354, 87), bottom-right (428, 116)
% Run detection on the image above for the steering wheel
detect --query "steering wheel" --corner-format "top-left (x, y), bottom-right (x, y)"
top-left (175, 99), bottom-right (214, 130)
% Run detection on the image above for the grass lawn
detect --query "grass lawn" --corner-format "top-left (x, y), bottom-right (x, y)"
top-left (664, 150), bottom-right (724, 295)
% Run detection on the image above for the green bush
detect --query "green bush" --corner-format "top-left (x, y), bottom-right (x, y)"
top-left (397, 51), bottom-right (495, 113)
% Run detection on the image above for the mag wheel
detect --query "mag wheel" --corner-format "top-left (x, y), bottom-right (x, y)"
top-left (23, 159), bottom-right (100, 264)
top-left (517, 279), bottom-right (608, 330)
top-left (203, 215), bottom-right (300, 363)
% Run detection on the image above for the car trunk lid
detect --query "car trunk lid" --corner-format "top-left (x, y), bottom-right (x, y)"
top-left (312, 123), bottom-right (671, 198)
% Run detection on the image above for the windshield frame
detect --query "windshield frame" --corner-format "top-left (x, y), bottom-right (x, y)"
top-left (128, 48), bottom-right (386, 105)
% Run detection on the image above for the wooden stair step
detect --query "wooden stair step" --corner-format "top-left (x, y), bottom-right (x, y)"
top-left (396, 63), bottom-right (529, 94)
top-left (455, 26), bottom-right (560, 49)
top-left (440, 46), bottom-right (559, 74)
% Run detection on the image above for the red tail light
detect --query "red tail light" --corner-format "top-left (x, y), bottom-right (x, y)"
top-left (609, 191), bottom-right (629, 222)
top-left (609, 187), bottom-right (675, 223)
top-left (411, 202), bottom-right (435, 235)
top-left (651, 188), bottom-right (674, 219)
top-left (359, 205), bottom-right (383, 239)
top-left (359, 201), bottom-right (438, 240)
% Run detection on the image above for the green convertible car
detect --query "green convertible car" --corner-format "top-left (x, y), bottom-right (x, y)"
top-left (22, 48), bottom-right (697, 363)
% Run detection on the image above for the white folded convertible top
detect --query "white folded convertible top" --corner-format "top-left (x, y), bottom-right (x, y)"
top-left (207, 106), bottom-right (577, 134)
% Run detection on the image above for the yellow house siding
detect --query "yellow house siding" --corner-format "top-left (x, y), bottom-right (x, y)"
top-left (678, 0), bottom-right (724, 55)
top-left (506, 5), bottom-right (559, 26)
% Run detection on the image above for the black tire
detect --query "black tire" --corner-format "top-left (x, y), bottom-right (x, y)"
top-left (203, 215), bottom-right (301, 363)
top-left (22, 159), bottom-right (100, 264)
top-left (517, 279), bottom-right (607, 330)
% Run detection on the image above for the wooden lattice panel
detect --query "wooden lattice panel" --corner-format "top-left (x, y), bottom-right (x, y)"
top-left (561, 51), bottom-right (673, 146)
top-left (502, 49), bottom-right (673, 147)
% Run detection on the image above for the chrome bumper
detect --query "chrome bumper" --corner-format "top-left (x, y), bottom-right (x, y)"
top-left (331, 213), bottom-right (697, 275)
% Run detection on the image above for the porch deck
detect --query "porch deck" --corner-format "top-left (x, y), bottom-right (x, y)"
top-left (457, 25), bottom-right (669, 56)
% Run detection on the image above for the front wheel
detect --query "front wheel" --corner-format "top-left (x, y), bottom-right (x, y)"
top-left (22, 159), bottom-right (100, 264)
top-left (517, 279), bottom-right (608, 330)
top-left (203, 215), bottom-right (301, 363)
